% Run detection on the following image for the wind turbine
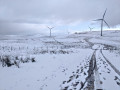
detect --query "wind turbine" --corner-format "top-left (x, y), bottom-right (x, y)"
top-left (67, 29), bottom-right (70, 35)
top-left (94, 9), bottom-right (110, 36)
top-left (47, 26), bottom-right (54, 37)
top-left (89, 26), bottom-right (94, 32)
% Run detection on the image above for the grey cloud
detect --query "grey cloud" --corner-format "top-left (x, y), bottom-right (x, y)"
top-left (0, 21), bottom-right (47, 35)
top-left (0, 0), bottom-right (120, 35)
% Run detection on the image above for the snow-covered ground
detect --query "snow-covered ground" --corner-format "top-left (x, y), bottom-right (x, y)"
top-left (0, 30), bottom-right (120, 90)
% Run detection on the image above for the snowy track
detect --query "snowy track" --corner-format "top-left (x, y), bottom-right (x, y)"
top-left (60, 35), bottom-right (120, 90)
top-left (100, 50), bottom-right (120, 76)
top-left (82, 50), bottom-right (96, 90)
top-left (60, 50), bottom-right (101, 90)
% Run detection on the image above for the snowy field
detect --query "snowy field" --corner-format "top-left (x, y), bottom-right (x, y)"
top-left (0, 30), bottom-right (120, 90)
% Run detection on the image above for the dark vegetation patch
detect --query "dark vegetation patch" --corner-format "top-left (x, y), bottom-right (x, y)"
top-left (0, 55), bottom-right (36, 68)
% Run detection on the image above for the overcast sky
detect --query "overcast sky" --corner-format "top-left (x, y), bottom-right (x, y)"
top-left (0, 0), bottom-right (120, 35)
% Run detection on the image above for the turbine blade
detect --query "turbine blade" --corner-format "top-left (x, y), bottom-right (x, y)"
top-left (104, 20), bottom-right (110, 28)
top-left (103, 8), bottom-right (107, 18)
top-left (47, 26), bottom-right (50, 29)
top-left (93, 19), bottom-right (103, 21)
top-left (89, 27), bottom-right (94, 30)
top-left (47, 26), bottom-right (54, 29)
top-left (51, 27), bottom-right (54, 29)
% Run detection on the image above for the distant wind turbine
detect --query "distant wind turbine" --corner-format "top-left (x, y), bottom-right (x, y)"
top-left (47, 26), bottom-right (54, 37)
top-left (67, 29), bottom-right (70, 35)
top-left (94, 9), bottom-right (110, 36)
top-left (89, 26), bottom-right (94, 31)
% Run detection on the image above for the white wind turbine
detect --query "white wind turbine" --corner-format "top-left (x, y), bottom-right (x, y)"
top-left (94, 9), bottom-right (110, 36)
top-left (89, 26), bottom-right (94, 32)
top-left (47, 26), bottom-right (54, 37)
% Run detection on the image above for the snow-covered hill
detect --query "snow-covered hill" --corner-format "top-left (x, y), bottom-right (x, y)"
top-left (0, 30), bottom-right (120, 90)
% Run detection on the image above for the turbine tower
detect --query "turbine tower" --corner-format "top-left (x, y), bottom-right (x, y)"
top-left (94, 9), bottom-right (110, 36)
top-left (47, 26), bottom-right (54, 37)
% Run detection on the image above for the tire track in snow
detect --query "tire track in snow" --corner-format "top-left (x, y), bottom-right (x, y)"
top-left (100, 49), bottom-right (120, 76)
top-left (84, 37), bottom-right (94, 49)
top-left (80, 37), bottom-right (103, 90)
top-left (83, 50), bottom-right (103, 90)
top-left (83, 50), bottom-right (96, 90)
top-left (60, 50), bottom-right (103, 90)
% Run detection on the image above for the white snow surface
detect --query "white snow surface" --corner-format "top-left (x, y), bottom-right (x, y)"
top-left (0, 30), bottom-right (120, 90)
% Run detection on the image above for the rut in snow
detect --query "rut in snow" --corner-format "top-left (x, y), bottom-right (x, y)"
top-left (81, 50), bottom-right (103, 90)
top-left (60, 50), bottom-right (102, 90)
top-left (100, 49), bottom-right (120, 76)
top-left (82, 50), bottom-right (96, 90)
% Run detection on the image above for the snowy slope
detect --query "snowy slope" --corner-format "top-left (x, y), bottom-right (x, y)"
top-left (0, 30), bottom-right (120, 90)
